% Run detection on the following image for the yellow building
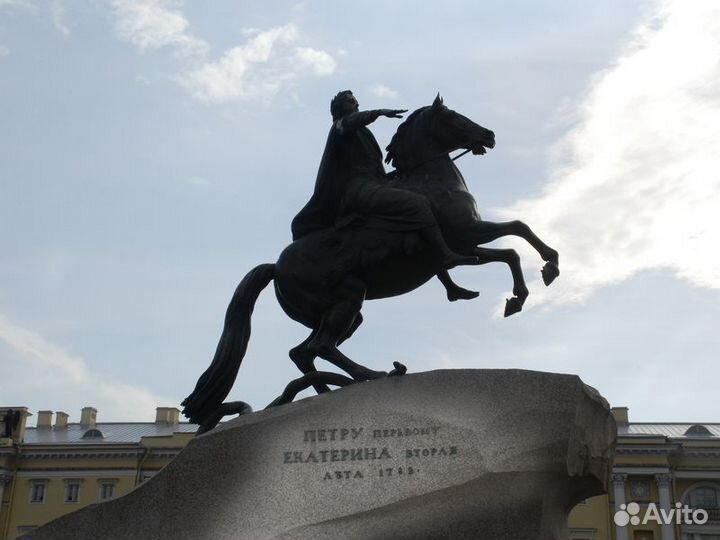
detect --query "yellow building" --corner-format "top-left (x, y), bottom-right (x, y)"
top-left (569, 407), bottom-right (720, 540)
top-left (0, 406), bottom-right (196, 540)
top-left (1, 405), bottom-right (718, 540)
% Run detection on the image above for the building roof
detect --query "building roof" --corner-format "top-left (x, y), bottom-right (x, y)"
top-left (22, 422), bottom-right (719, 445)
top-left (619, 423), bottom-right (720, 439)
top-left (22, 423), bottom-right (198, 445)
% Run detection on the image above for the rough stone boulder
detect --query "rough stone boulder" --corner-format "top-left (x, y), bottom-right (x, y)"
top-left (24, 369), bottom-right (616, 540)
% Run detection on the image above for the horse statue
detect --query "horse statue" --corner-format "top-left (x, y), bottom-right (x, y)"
top-left (182, 95), bottom-right (559, 433)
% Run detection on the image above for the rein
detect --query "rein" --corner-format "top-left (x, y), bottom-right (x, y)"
top-left (452, 148), bottom-right (472, 161)
top-left (390, 147), bottom-right (472, 178)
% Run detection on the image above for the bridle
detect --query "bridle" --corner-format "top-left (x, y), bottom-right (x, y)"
top-left (388, 147), bottom-right (473, 177)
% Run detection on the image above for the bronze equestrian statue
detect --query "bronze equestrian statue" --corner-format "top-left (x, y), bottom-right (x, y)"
top-left (183, 92), bottom-right (559, 432)
top-left (292, 90), bottom-right (480, 302)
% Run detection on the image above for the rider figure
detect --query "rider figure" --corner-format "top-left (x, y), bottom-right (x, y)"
top-left (292, 90), bottom-right (479, 299)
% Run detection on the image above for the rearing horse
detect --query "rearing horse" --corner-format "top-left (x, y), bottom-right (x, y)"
top-left (387, 95), bottom-right (559, 315)
top-left (182, 95), bottom-right (559, 429)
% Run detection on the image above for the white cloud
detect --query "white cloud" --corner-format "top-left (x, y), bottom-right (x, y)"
top-left (51, 0), bottom-right (70, 37)
top-left (0, 45), bottom-right (9, 57)
top-left (0, 315), bottom-right (175, 421)
top-left (498, 0), bottom-right (720, 308)
top-left (181, 24), bottom-right (296, 102)
top-left (110, 2), bottom-right (336, 104)
top-left (295, 47), bottom-right (336, 76)
top-left (370, 83), bottom-right (398, 99)
top-left (111, 0), bottom-right (208, 58)
top-left (182, 24), bottom-right (336, 104)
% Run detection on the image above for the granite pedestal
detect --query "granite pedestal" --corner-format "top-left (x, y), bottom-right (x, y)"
top-left (24, 369), bottom-right (616, 540)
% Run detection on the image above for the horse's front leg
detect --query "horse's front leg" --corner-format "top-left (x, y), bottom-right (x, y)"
top-left (470, 220), bottom-right (559, 286)
top-left (474, 247), bottom-right (529, 317)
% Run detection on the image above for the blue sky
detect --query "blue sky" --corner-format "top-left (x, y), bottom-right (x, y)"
top-left (1, 0), bottom-right (718, 423)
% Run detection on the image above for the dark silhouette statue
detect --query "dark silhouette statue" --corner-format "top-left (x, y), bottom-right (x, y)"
top-left (183, 92), bottom-right (559, 433)
top-left (292, 90), bottom-right (479, 301)
top-left (294, 90), bottom-right (482, 301)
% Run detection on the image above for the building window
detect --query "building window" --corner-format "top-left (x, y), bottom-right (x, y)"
top-left (81, 428), bottom-right (105, 440)
top-left (29, 482), bottom-right (47, 504)
top-left (690, 487), bottom-right (719, 509)
top-left (64, 481), bottom-right (81, 504)
top-left (630, 480), bottom-right (652, 502)
top-left (99, 481), bottom-right (116, 501)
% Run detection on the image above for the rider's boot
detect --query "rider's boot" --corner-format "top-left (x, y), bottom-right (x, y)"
top-left (437, 270), bottom-right (480, 302)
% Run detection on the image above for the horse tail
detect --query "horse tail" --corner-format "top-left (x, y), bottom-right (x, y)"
top-left (181, 263), bottom-right (275, 426)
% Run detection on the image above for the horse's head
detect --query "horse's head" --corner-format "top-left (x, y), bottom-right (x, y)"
top-left (427, 94), bottom-right (495, 156)
top-left (386, 94), bottom-right (495, 171)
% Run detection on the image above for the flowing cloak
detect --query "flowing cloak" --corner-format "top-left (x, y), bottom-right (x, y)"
top-left (291, 121), bottom-right (433, 241)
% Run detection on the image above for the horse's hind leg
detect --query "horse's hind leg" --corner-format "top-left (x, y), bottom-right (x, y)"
top-left (289, 330), bottom-right (331, 394)
top-left (310, 320), bottom-right (387, 382)
top-left (338, 312), bottom-right (363, 346)
top-left (289, 311), bottom-right (364, 386)
top-left (306, 281), bottom-right (387, 381)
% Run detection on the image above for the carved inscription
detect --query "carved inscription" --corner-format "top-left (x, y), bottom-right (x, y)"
top-left (282, 425), bottom-right (459, 481)
top-left (283, 447), bottom-right (392, 464)
top-left (303, 428), bottom-right (364, 442)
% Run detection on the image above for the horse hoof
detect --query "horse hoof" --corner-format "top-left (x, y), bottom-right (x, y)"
top-left (504, 297), bottom-right (523, 317)
top-left (389, 361), bottom-right (407, 377)
top-left (542, 262), bottom-right (560, 286)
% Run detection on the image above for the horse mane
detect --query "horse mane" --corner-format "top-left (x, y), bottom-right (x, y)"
top-left (385, 106), bottom-right (430, 171)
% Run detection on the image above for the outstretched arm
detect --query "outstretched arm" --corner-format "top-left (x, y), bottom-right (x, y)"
top-left (340, 109), bottom-right (407, 132)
